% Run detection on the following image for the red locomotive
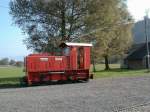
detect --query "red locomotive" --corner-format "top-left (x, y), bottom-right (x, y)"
top-left (23, 42), bottom-right (93, 85)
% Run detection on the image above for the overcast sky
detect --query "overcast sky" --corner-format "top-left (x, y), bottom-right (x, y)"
top-left (0, 0), bottom-right (149, 60)
top-left (127, 0), bottom-right (150, 21)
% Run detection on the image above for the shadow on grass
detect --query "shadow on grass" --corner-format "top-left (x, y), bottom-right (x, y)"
top-left (94, 68), bottom-right (128, 72)
top-left (0, 77), bottom-right (21, 89)
top-left (93, 68), bottom-right (147, 73)
top-left (0, 77), bottom-right (89, 89)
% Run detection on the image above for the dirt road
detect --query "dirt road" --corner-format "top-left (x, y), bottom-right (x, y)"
top-left (0, 76), bottom-right (150, 112)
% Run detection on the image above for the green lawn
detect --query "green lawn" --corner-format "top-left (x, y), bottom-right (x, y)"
top-left (0, 67), bottom-right (24, 78)
top-left (91, 64), bottom-right (148, 78)
top-left (0, 65), bottom-right (148, 86)
top-left (0, 67), bottom-right (25, 86)
top-left (90, 64), bottom-right (120, 71)
top-left (0, 64), bottom-right (148, 79)
top-left (94, 69), bottom-right (148, 78)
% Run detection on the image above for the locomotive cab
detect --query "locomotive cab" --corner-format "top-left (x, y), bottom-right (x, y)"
top-left (60, 42), bottom-right (92, 70)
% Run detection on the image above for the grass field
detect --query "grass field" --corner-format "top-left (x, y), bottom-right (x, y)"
top-left (0, 67), bottom-right (24, 78)
top-left (0, 64), bottom-right (148, 79)
top-left (0, 64), bottom-right (148, 87)
top-left (0, 67), bottom-right (24, 86)
top-left (0, 64), bottom-right (120, 78)
top-left (94, 69), bottom-right (148, 78)
top-left (90, 64), bottom-right (120, 71)
top-left (91, 64), bottom-right (148, 78)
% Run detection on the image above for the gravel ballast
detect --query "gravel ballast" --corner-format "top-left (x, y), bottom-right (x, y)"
top-left (0, 76), bottom-right (150, 112)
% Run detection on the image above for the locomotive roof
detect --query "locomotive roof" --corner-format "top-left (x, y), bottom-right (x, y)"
top-left (64, 42), bottom-right (93, 47)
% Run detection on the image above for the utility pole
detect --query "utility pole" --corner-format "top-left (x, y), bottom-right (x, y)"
top-left (144, 11), bottom-right (150, 71)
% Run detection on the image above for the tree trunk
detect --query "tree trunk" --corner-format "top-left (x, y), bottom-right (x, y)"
top-left (104, 55), bottom-right (110, 70)
top-left (92, 57), bottom-right (96, 72)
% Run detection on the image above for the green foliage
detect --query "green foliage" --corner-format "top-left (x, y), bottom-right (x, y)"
top-left (0, 58), bottom-right (9, 65)
top-left (15, 61), bottom-right (24, 67)
top-left (9, 59), bottom-right (16, 65)
top-left (10, 0), bottom-right (88, 52)
top-left (84, 0), bottom-right (133, 70)
top-left (0, 58), bottom-right (24, 67)
top-left (10, 0), bottom-right (133, 71)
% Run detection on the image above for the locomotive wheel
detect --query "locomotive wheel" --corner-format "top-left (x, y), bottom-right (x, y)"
top-left (82, 78), bottom-right (89, 82)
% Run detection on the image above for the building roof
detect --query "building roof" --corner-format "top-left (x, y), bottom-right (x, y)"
top-left (60, 42), bottom-right (93, 47)
top-left (126, 43), bottom-right (150, 60)
top-left (65, 42), bottom-right (93, 47)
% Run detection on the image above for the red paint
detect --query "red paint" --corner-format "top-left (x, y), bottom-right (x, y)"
top-left (84, 47), bottom-right (91, 69)
top-left (25, 43), bottom-right (92, 85)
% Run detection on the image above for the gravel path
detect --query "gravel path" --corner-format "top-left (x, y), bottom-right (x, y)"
top-left (0, 76), bottom-right (150, 112)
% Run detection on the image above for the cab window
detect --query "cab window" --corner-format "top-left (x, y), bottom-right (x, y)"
top-left (63, 47), bottom-right (70, 56)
